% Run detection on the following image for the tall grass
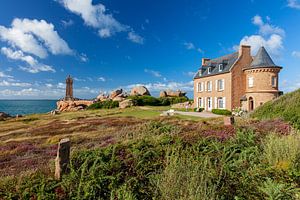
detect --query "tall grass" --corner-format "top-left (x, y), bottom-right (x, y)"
top-left (262, 133), bottom-right (300, 170)
top-left (157, 148), bottom-right (217, 200)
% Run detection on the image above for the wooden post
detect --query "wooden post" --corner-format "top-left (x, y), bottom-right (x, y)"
top-left (55, 138), bottom-right (70, 180)
top-left (224, 116), bottom-right (234, 126)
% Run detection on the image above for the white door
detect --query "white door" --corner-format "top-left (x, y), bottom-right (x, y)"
top-left (207, 97), bottom-right (212, 111)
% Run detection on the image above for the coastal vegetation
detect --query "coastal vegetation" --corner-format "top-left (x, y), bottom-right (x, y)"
top-left (0, 102), bottom-right (299, 199)
top-left (252, 89), bottom-right (300, 130)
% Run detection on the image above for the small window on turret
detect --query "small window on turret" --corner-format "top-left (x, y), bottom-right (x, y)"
top-left (271, 76), bottom-right (277, 87)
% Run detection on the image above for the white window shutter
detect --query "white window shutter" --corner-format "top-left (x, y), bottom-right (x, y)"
top-left (201, 98), bottom-right (204, 108)
top-left (204, 97), bottom-right (207, 110)
top-left (223, 79), bottom-right (225, 90)
top-left (215, 80), bottom-right (218, 91)
top-left (223, 97), bottom-right (226, 109)
top-left (204, 81), bottom-right (206, 91)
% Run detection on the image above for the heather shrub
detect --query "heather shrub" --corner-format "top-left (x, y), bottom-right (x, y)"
top-left (252, 89), bottom-right (300, 130)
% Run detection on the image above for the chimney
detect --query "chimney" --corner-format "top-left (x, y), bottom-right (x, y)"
top-left (239, 45), bottom-right (251, 57)
top-left (202, 58), bottom-right (210, 66)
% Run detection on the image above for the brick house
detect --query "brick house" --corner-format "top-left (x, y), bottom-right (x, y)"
top-left (193, 45), bottom-right (282, 112)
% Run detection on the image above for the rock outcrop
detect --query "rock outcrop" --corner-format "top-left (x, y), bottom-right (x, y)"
top-left (119, 99), bottom-right (134, 109)
top-left (96, 94), bottom-right (109, 102)
top-left (110, 89), bottom-right (123, 99)
top-left (159, 90), bottom-right (187, 98)
top-left (57, 100), bottom-right (93, 112)
top-left (0, 112), bottom-right (11, 120)
top-left (130, 86), bottom-right (150, 96)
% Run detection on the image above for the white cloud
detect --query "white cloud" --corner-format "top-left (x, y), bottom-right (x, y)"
top-left (239, 34), bottom-right (283, 56)
top-left (128, 31), bottom-right (144, 44)
top-left (292, 51), bottom-right (300, 58)
top-left (183, 42), bottom-right (204, 53)
top-left (79, 53), bottom-right (88, 62)
top-left (287, 0), bottom-right (300, 9)
top-left (0, 71), bottom-right (13, 78)
top-left (61, 19), bottom-right (74, 27)
top-left (252, 15), bottom-right (285, 36)
top-left (144, 69), bottom-right (162, 78)
top-left (184, 71), bottom-right (196, 77)
top-left (0, 18), bottom-right (73, 58)
top-left (1, 47), bottom-right (56, 73)
top-left (237, 15), bottom-right (284, 56)
top-left (58, 0), bottom-right (143, 43)
top-left (122, 81), bottom-right (194, 93)
top-left (98, 77), bottom-right (106, 82)
top-left (0, 80), bottom-right (31, 87)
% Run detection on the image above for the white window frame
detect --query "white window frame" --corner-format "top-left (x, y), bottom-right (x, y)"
top-left (207, 97), bottom-right (212, 111)
top-left (198, 82), bottom-right (203, 92)
top-left (208, 67), bottom-right (212, 74)
top-left (218, 79), bottom-right (224, 91)
top-left (198, 97), bottom-right (204, 108)
top-left (207, 81), bottom-right (212, 92)
top-left (248, 77), bottom-right (254, 88)
top-left (219, 64), bottom-right (223, 72)
top-left (217, 97), bottom-right (225, 109)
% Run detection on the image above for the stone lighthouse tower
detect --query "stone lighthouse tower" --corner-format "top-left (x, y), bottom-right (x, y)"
top-left (65, 75), bottom-right (73, 101)
top-left (242, 47), bottom-right (282, 111)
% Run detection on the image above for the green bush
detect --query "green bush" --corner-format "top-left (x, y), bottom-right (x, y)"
top-left (252, 89), bottom-right (300, 130)
top-left (127, 96), bottom-right (189, 106)
top-left (87, 100), bottom-right (119, 110)
top-left (212, 109), bottom-right (232, 116)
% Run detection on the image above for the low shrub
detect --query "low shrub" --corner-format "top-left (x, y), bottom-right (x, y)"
top-left (128, 95), bottom-right (161, 106)
top-left (87, 100), bottom-right (119, 110)
top-left (127, 96), bottom-right (190, 106)
top-left (194, 108), bottom-right (204, 112)
top-left (212, 109), bottom-right (232, 116)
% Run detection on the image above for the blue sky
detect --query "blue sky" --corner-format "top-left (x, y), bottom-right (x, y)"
top-left (0, 0), bottom-right (300, 99)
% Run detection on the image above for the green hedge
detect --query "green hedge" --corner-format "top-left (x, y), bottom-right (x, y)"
top-left (194, 108), bottom-right (204, 112)
top-left (127, 96), bottom-right (189, 106)
top-left (212, 109), bottom-right (232, 116)
top-left (87, 100), bottom-right (119, 110)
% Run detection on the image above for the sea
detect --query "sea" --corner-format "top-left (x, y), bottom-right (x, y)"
top-left (0, 100), bottom-right (57, 116)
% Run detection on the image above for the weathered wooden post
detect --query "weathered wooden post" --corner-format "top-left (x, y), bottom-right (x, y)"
top-left (224, 116), bottom-right (235, 126)
top-left (55, 138), bottom-right (70, 180)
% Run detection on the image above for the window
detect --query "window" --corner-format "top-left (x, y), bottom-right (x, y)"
top-left (248, 77), bottom-right (254, 88)
top-left (271, 76), bottom-right (277, 87)
top-left (219, 64), bottom-right (223, 72)
top-left (208, 67), bottom-right (212, 74)
top-left (217, 97), bottom-right (225, 109)
top-left (218, 79), bottom-right (224, 91)
top-left (198, 98), bottom-right (203, 108)
top-left (207, 81), bottom-right (212, 91)
top-left (198, 82), bottom-right (203, 92)
top-left (207, 97), bottom-right (212, 110)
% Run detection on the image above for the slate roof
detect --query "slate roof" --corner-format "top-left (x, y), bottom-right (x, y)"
top-left (247, 46), bottom-right (281, 69)
top-left (194, 52), bottom-right (239, 79)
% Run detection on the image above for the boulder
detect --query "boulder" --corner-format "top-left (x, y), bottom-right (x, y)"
top-left (96, 94), bottom-right (109, 102)
top-left (130, 86), bottom-right (150, 96)
top-left (57, 100), bottom-right (93, 112)
top-left (110, 89), bottom-right (123, 99)
top-left (113, 96), bottom-right (126, 102)
top-left (119, 99), bottom-right (134, 109)
top-left (159, 91), bottom-right (167, 98)
top-left (0, 112), bottom-right (11, 120)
